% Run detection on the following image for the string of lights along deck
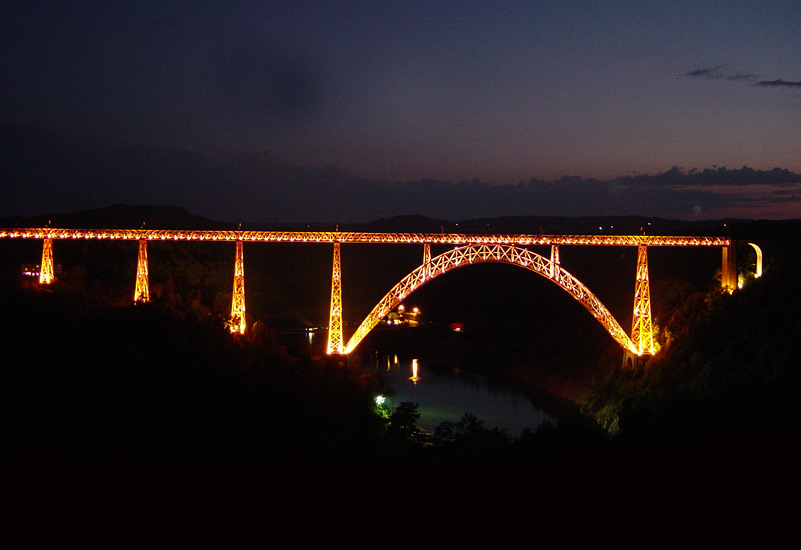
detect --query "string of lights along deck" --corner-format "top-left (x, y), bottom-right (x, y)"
top-left (0, 228), bottom-right (729, 247)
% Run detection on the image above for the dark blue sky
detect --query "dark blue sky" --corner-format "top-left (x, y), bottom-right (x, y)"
top-left (3, 1), bottom-right (801, 222)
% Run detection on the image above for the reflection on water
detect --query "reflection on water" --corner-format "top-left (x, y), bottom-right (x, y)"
top-left (409, 358), bottom-right (420, 383)
top-left (368, 353), bottom-right (553, 437)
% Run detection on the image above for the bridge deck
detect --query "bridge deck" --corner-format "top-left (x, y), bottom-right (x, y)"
top-left (0, 228), bottom-right (729, 247)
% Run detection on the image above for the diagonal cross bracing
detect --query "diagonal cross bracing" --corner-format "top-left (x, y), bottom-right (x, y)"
top-left (229, 240), bottom-right (246, 334)
top-left (631, 245), bottom-right (654, 355)
top-left (133, 239), bottom-right (150, 303)
top-left (326, 243), bottom-right (344, 354)
top-left (39, 238), bottom-right (54, 284)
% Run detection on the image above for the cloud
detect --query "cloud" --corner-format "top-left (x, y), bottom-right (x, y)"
top-left (727, 73), bottom-right (758, 82)
top-left (686, 66), bottom-right (801, 103)
top-left (755, 79), bottom-right (801, 88)
top-left (684, 65), bottom-right (759, 82)
top-left (685, 65), bottom-right (728, 79)
top-left (686, 67), bottom-right (801, 90)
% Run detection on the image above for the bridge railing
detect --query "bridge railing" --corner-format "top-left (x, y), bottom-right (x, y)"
top-left (1, 228), bottom-right (730, 247)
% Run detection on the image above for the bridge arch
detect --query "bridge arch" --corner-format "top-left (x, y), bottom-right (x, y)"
top-left (747, 242), bottom-right (763, 278)
top-left (344, 244), bottom-right (637, 354)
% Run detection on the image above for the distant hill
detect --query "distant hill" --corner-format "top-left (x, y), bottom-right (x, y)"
top-left (0, 204), bottom-right (230, 230)
top-left (6, 203), bottom-right (801, 244)
top-left (5, 121), bottom-right (801, 224)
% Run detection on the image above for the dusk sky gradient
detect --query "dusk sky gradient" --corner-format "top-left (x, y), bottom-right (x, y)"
top-left (2, 1), bottom-right (801, 222)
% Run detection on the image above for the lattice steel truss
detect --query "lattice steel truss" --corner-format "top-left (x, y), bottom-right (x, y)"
top-left (326, 243), bottom-right (344, 354)
top-left (0, 228), bottom-right (730, 248)
top-left (134, 239), bottom-right (150, 303)
top-left (630, 246), bottom-right (654, 355)
top-left (39, 238), bottom-right (54, 284)
top-left (550, 244), bottom-right (560, 277)
top-left (229, 240), bottom-right (246, 334)
top-left (344, 244), bottom-right (638, 354)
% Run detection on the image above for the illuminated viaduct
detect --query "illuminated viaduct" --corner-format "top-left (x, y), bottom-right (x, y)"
top-left (2, 227), bottom-right (748, 360)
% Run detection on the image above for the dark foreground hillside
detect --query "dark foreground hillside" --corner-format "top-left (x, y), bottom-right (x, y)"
top-left (577, 236), bottom-right (801, 462)
top-left (4, 271), bottom-right (798, 467)
top-left (0, 277), bottom-right (393, 462)
top-left (0, 275), bottom-right (612, 463)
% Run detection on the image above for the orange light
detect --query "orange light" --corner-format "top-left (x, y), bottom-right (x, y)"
top-left (229, 240), bottom-right (246, 334)
top-left (409, 358), bottom-right (420, 384)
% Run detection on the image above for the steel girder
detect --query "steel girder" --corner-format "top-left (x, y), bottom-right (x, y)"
top-left (1, 228), bottom-right (729, 247)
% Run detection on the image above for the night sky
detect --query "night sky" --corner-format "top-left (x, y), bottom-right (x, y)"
top-left (2, 1), bottom-right (801, 222)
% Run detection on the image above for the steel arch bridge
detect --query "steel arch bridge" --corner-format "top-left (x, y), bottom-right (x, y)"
top-left (344, 243), bottom-right (637, 355)
top-left (3, 226), bottom-right (744, 362)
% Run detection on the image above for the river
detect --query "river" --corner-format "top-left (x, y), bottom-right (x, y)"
top-left (363, 352), bottom-right (554, 437)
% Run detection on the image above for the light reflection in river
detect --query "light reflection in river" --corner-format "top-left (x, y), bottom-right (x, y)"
top-left (409, 358), bottom-right (420, 384)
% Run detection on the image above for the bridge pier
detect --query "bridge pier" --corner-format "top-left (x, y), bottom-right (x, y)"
top-left (721, 243), bottom-right (738, 293)
top-left (133, 239), bottom-right (150, 303)
top-left (630, 245), bottom-right (654, 356)
top-left (327, 242), bottom-right (344, 354)
top-left (39, 238), bottom-right (54, 284)
top-left (229, 240), bottom-right (246, 334)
